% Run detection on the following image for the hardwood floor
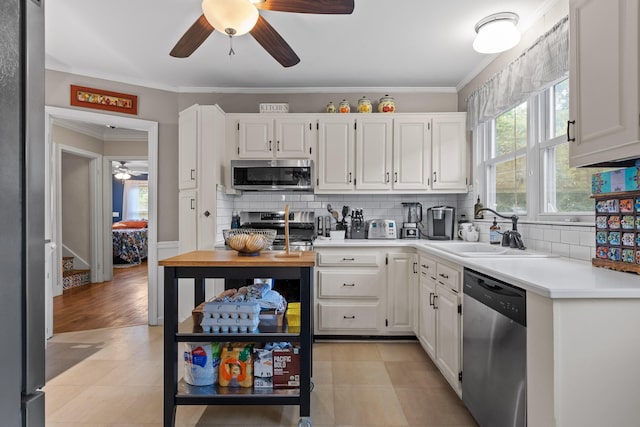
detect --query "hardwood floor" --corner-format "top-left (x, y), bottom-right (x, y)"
top-left (53, 261), bottom-right (148, 333)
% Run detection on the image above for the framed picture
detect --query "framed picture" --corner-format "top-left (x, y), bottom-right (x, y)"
top-left (70, 85), bottom-right (138, 115)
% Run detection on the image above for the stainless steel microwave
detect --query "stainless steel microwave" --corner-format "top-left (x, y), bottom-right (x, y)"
top-left (231, 159), bottom-right (314, 191)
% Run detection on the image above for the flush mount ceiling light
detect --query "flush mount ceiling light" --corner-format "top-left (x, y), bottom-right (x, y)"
top-left (473, 12), bottom-right (521, 54)
top-left (201, 0), bottom-right (259, 37)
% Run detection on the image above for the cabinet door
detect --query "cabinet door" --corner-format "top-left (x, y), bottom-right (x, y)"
top-left (317, 117), bottom-right (355, 191)
top-left (419, 276), bottom-right (437, 360)
top-left (178, 107), bottom-right (198, 190)
top-left (355, 117), bottom-right (393, 190)
top-left (435, 285), bottom-right (461, 396)
top-left (238, 118), bottom-right (273, 158)
top-left (178, 190), bottom-right (197, 254)
top-left (386, 252), bottom-right (416, 333)
top-left (393, 118), bottom-right (431, 191)
top-left (569, 0), bottom-right (640, 167)
top-left (275, 118), bottom-right (311, 158)
top-left (431, 114), bottom-right (467, 191)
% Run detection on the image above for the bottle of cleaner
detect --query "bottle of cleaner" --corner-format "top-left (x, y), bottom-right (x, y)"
top-left (489, 217), bottom-right (501, 244)
top-left (474, 196), bottom-right (484, 219)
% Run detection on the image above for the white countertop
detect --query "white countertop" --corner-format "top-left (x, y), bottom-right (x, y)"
top-left (313, 238), bottom-right (640, 299)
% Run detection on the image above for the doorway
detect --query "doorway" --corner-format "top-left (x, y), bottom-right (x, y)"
top-left (45, 106), bottom-right (159, 338)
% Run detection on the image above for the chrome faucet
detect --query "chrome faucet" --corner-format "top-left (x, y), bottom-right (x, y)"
top-left (474, 208), bottom-right (526, 250)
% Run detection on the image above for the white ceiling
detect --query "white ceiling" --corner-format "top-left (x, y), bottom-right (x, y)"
top-left (45, 0), bottom-right (556, 92)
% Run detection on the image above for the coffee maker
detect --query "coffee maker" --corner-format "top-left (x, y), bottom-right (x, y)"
top-left (425, 206), bottom-right (455, 240)
top-left (401, 202), bottom-right (423, 239)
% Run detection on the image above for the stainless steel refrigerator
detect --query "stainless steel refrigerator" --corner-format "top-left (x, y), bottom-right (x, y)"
top-left (0, 0), bottom-right (46, 426)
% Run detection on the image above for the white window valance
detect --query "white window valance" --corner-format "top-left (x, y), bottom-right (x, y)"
top-left (466, 16), bottom-right (569, 130)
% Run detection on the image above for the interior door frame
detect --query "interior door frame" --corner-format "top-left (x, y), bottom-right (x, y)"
top-left (44, 106), bottom-right (159, 328)
top-left (102, 155), bottom-right (148, 282)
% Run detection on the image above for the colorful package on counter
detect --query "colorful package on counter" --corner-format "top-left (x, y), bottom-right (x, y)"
top-left (219, 343), bottom-right (253, 387)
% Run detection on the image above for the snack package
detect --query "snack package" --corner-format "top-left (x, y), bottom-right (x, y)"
top-left (219, 343), bottom-right (254, 387)
top-left (253, 347), bottom-right (273, 388)
top-left (273, 347), bottom-right (300, 388)
top-left (183, 342), bottom-right (221, 386)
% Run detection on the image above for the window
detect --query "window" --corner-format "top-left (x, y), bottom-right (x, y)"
top-left (122, 180), bottom-right (148, 220)
top-left (539, 79), bottom-right (609, 213)
top-left (487, 102), bottom-right (528, 214)
top-left (476, 78), bottom-right (611, 219)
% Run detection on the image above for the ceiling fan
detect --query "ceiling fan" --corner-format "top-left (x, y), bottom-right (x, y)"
top-left (112, 161), bottom-right (146, 180)
top-left (170, 0), bottom-right (355, 67)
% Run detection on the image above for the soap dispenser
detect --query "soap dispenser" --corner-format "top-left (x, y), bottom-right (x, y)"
top-left (489, 217), bottom-right (501, 244)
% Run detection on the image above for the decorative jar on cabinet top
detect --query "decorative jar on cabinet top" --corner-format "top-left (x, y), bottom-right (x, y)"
top-left (357, 96), bottom-right (372, 113)
top-left (338, 99), bottom-right (350, 113)
top-left (325, 101), bottom-right (336, 113)
top-left (378, 94), bottom-right (396, 112)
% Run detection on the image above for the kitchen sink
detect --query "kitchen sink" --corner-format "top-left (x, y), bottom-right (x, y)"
top-left (427, 242), bottom-right (556, 258)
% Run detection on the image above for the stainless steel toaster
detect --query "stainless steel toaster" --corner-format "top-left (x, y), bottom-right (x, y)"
top-left (367, 219), bottom-right (397, 239)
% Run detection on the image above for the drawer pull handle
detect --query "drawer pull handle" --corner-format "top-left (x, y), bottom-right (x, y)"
top-left (343, 315), bottom-right (356, 319)
top-left (342, 257), bottom-right (355, 261)
top-left (451, 288), bottom-right (459, 294)
top-left (429, 292), bottom-right (435, 306)
top-left (421, 264), bottom-right (429, 269)
top-left (433, 295), bottom-right (438, 309)
top-left (413, 262), bottom-right (418, 274)
top-left (343, 283), bottom-right (355, 287)
top-left (439, 273), bottom-right (449, 279)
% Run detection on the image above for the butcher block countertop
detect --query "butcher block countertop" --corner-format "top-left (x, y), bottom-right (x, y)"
top-left (158, 250), bottom-right (316, 267)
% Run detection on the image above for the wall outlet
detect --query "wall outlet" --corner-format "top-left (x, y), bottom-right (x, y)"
top-left (112, 212), bottom-right (119, 218)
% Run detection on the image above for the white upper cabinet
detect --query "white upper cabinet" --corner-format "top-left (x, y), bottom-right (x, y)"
top-left (569, 0), bottom-right (640, 167)
top-left (393, 117), bottom-right (431, 191)
top-left (431, 114), bottom-right (468, 191)
top-left (317, 116), bottom-right (356, 191)
top-left (317, 113), bottom-right (468, 194)
top-left (236, 116), bottom-right (313, 159)
top-left (178, 107), bottom-right (198, 190)
top-left (355, 117), bottom-right (393, 190)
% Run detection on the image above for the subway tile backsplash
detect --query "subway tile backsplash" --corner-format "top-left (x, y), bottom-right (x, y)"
top-left (457, 192), bottom-right (596, 262)
top-left (216, 189), bottom-right (596, 262)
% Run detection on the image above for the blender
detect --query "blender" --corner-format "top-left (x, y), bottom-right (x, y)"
top-left (401, 202), bottom-right (423, 239)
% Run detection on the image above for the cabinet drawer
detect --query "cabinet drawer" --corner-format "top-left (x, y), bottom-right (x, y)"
top-left (318, 270), bottom-right (380, 298)
top-left (317, 252), bottom-right (380, 267)
top-left (436, 263), bottom-right (460, 292)
top-left (318, 303), bottom-right (379, 330)
top-left (419, 256), bottom-right (437, 280)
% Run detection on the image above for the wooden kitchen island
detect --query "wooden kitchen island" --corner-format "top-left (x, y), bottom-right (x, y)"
top-left (159, 250), bottom-right (315, 427)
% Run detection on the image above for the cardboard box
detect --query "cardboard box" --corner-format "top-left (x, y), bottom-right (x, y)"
top-left (272, 348), bottom-right (300, 388)
top-left (253, 348), bottom-right (273, 388)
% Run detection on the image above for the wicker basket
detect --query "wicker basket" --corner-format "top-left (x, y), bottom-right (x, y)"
top-left (223, 229), bottom-right (277, 255)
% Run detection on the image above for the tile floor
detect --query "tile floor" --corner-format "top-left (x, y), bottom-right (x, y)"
top-left (45, 325), bottom-right (477, 427)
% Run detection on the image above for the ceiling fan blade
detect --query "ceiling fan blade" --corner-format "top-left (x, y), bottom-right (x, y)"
top-left (255, 0), bottom-right (354, 14)
top-left (250, 15), bottom-right (300, 67)
top-left (170, 14), bottom-right (215, 58)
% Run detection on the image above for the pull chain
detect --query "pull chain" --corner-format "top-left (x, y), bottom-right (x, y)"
top-left (228, 35), bottom-right (235, 58)
top-left (225, 28), bottom-right (237, 58)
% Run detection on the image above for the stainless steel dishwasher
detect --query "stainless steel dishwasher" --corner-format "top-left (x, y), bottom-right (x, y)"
top-left (462, 269), bottom-right (527, 427)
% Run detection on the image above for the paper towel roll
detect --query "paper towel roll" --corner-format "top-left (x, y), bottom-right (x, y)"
top-left (183, 342), bottom-right (220, 386)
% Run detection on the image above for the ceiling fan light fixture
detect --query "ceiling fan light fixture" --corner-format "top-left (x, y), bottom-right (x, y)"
top-left (473, 12), bottom-right (521, 54)
top-left (115, 172), bottom-right (131, 180)
top-left (202, 0), bottom-right (259, 37)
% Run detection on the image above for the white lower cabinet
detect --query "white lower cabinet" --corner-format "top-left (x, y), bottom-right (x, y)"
top-left (418, 252), bottom-right (462, 397)
top-left (386, 252), bottom-right (418, 333)
top-left (314, 248), bottom-right (417, 336)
